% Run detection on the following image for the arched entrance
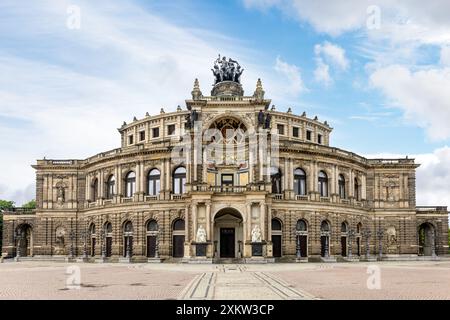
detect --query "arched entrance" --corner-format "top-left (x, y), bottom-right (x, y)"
top-left (271, 219), bottom-right (282, 258)
top-left (340, 221), bottom-right (348, 257)
top-left (15, 224), bottom-right (33, 257)
top-left (104, 222), bottom-right (112, 257)
top-left (89, 223), bottom-right (96, 257)
top-left (320, 220), bottom-right (331, 257)
top-left (213, 208), bottom-right (244, 259)
top-left (146, 220), bottom-right (159, 258)
top-left (172, 219), bottom-right (185, 258)
top-left (418, 223), bottom-right (436, 256)
top-left (296, 219), bottom-right (308, 257)
top-left (123, 221), bottom-right (133, 257)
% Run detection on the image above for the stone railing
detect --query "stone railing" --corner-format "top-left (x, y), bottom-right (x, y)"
top-left (295, 195), bottom-right (309, 201)
top-left (272, 194), bottom-right (283, 200)
top-left (144, 195), bottom-right (159, 202)
top-left (416, 206), bottom-right (448, 212)
top-left (122, 197), bottom-right (133, 203)
top-left (1, 207), bottom-right (36, 215)
top-left (320, 197), bottom-right (331, 203)
top-left (171, 194), bottom-right (185, 200)
top-left (209, 186), bottom-right (248, 193)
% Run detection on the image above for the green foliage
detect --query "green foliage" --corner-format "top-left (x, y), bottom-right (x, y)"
top-left (0, 200), bottom-right (14, 210)
top-left (22, 199), bottom-right (36, 209)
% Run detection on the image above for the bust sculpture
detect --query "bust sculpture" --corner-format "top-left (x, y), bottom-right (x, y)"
top-left (196, 225), bottom-right (207, 243)
top-left (251, 225), bottom-right (262, 243)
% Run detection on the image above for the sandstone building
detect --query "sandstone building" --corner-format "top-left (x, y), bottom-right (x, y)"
top-left (2, 57), bottom-right (448, 262)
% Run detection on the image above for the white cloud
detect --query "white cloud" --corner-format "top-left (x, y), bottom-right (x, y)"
top-left (313, 58), bottom-right (332, 86)
top-left (440, 46), bottom-right (450, 66)
top-left (370, 64), bottom-right (450, 141)
top-left (0, 1), bottom-right (299, 205)
top-left (314, 42), bottom-right (349, 71)
top-left (274, 56), bottom-right (308, 95)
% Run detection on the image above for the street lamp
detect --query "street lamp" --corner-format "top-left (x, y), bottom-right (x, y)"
top-left (69, 230), bottom-right (75, 259)
top-left (431, 229), bottom-right (436, 257)
top-left (126, 234), bottom-right (131, 259)
top-left (363, 229), bottom-right (371, 259)
top-left (377, 228), bottom-right (384, 260)
top-left (291, 227), bottom-right (302, 259)
top-left (348, 229), bottom-right (355, 258)
top-left (101, 230), bottom-right (106, 259)
top-left (80, 230), bottom-right (88, 259)
top-left (155, 228), bottom-right (161, 259)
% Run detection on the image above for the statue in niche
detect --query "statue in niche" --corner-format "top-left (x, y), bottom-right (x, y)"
top-left (251, 225), bottom-right (262, 243)
top-left (55, 181), bottom-right (66, 205)
top-left (196, 225), bottom-right (207, 243)
top-left (54, 227), bottom-right (66, 255)
top-left (386, 226), bottom-right (397, 246)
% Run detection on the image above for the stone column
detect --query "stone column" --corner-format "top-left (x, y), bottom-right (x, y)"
top-left (206, 202), bottom-right (211, 241)
top-left (246, 203), bottom-right (252, 241)
top-left (160, 158), bottom-right (165, 197)
top-left (192, 203), bottom-right (197, 242)
top-left (260, 202), bottom-right (265, 241)
top-left (116, 165), bottom-right (122, 196)
top-left (166, 158), bottom-right (171, 196)
top-left (362, 174), bottom-right (367, 200)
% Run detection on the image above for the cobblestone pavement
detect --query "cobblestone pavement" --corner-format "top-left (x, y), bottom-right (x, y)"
top-left (0, 260), bottom-right (449, 299)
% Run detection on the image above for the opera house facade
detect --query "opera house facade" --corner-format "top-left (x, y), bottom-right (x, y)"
top-left (2, 57), bottom-right (448, 263)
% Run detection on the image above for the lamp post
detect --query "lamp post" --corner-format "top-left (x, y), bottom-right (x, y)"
top-left (377, 228), bottom-right (384, 260)
top-left (363, 229), bottom-right (371, 259)
top-left (292, 227), bottom-right (301, 259)
top-left (348, 229), bottom-right (355, 259)
top-left (155, 228), bottom-right (161, 259)
top-left (80, 230), bottom-right (88, 259)
top-left (101, 230), bottom-right (106, 259)
top-left (126, 234), bottom-right (131, 259)
top-left (324, 235), bottom-right (330, 258)
top-left (431, 229), bottom-right (436, 257)
top-left (69, 230), bottom-right (75, 259)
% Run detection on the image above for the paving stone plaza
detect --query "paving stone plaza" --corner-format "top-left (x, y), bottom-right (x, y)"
top-left (1, 260), bottom-right (449, 300)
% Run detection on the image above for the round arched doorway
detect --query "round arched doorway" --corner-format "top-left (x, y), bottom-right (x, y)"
top-left (418, 223), bottom-right (436, 256)
top-left (213, 208), bottom-right (244, 259)
top-left (15, 224), bottom-right (33, 257)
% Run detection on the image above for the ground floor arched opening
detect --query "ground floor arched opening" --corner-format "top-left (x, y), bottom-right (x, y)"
top-left (16, 224), bottom-right (33, 257)
top-left (418, 223), bottom-right (436, 256)
top-left (213, 208), bottom-right (244, 259)
top-left (172, 219), bottom-right (185, 258)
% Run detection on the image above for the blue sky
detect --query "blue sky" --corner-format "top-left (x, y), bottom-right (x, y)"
top-left (1, 0), bottom-right (450, 207)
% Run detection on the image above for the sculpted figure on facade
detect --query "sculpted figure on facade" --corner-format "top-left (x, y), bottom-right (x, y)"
top-left (251, 225), bottom-right (262, 243)
top-left (196, 225), bottom-right (207, 243)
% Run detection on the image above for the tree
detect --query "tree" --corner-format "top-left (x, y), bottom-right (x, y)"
top-left (0, 200), bottom-right (15, 249)
top-left (22, 199), bottom-right (36, 209)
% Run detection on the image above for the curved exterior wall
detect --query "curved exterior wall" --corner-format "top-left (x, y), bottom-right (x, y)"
top-left (1, 78), bottom-right (448, 261)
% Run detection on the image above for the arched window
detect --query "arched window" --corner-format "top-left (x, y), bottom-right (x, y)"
top-left (318, 171), bottom-right (328, 197)
top-left (271, 219), bottom-right (282, 231)
top-left (338, 174), bottom-right (346, 199)
top-left (173, 167), bottom-right (186, 194)
top-left (147, 169), bottom-right (161, 196)
top-left (354, 178), bottom-right (360, 201)
top-left (173, 219), bottom-right (185, 231)
top-left (124, 221), bottom-right (133, 233)
top-left (104, 222), bottom-right (112, 234)
top-left (341, 222), bottom-right (348, 233)
top-left (125, 172), bottom-right (136, 198)
top-left (92, 178), bottom-right (98, 201)
top-left (321, 220), bottom-right (330, 232)
top-left (294, 168), bottom-right (306, 196)
top-left (106, 175), bottom-right (115, 199)
top-left (89, 223), bottom-right (96, 235)
top-left (357, 223), bottom-right (362, 234)
top-left (147, 220), bottom-right (158, 231)
top-left (296, 219), bottom-right (307, 232)
top-left (270, 167), bottom-right (282, 194)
